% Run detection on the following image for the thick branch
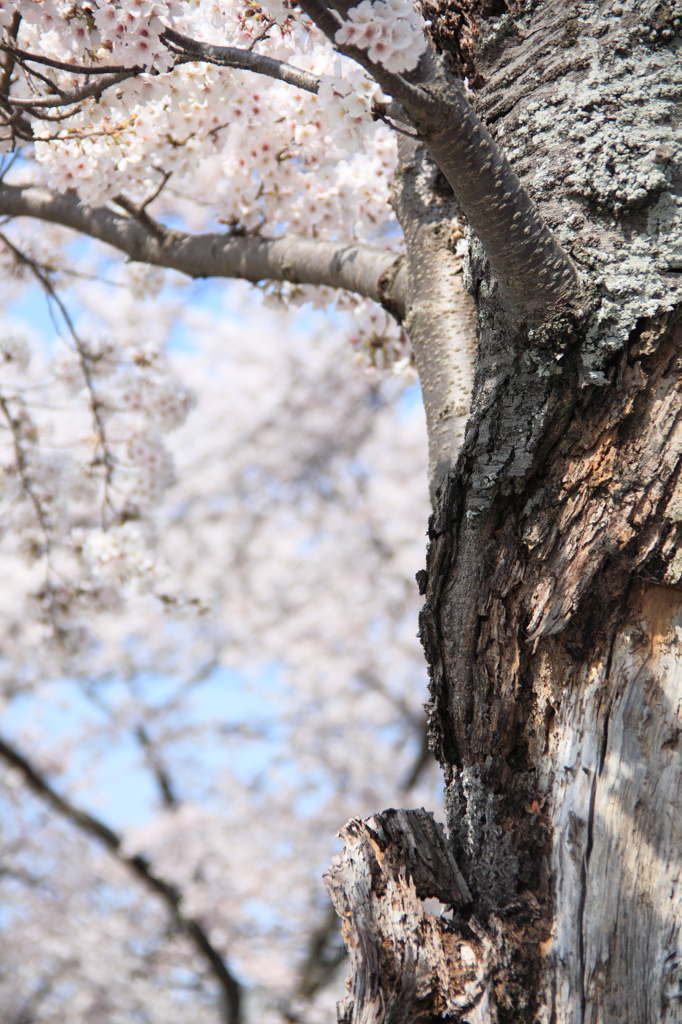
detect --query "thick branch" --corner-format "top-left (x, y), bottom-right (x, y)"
top-left (0, 183), bottom-right (406, 317)
top-left (296, 0), bottom-right (577, 320)
top-left (0, 734), bottom-right (241, 1024)
top-left (409, 75), bottom-right (579, 320)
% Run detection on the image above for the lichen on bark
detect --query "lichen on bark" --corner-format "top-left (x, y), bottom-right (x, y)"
top-left (471, 0), bottom-right (682, 372)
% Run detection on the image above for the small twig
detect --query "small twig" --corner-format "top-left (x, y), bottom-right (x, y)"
top-left (5, 69), bottom-right (144, 109)
top-left (372, 106), bottom-right (418, 137)
top-left (112, 193), bottom-right (169, 242)
top-left (0, 392), bottom-right (52, 547)
top-left (0, 111), bottom-right (33, 142)
top-left (4, 52), bottom-right (68, 96)
top-left (141, 169), bottom-right (173, 212)
top-left (135, 724), bottom-right (180, 810)
top-left (245, 16), bottom-right (277, 51)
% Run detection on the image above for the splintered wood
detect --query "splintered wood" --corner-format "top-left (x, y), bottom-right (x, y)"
top-left (323, 808), bottom-right (488, 1024)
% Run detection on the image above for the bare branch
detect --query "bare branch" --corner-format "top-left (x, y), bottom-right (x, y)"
top-left (294, 905), bottom-right (346, 1001)
top-left (0, 183), bottom-right (406, 318)
top-left (161, 27), bottom-right (321, 94)
top-left (0, 733), bottom-right (242, 1024)
top-left (0, 232), bottom-right (116, 510)
top-left (0, 392), bottom-right (52, 546)
top-left (399, 722), bottom-right (433, 792)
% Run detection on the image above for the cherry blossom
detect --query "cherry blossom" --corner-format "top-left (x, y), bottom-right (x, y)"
top-left (334, 0), bottom-right (426, 72)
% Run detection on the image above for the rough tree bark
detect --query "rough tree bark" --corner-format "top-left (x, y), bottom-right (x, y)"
top-left (328, 2), bottom-right (682, 1023)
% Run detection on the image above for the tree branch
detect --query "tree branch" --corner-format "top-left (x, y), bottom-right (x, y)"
top-left (296, 0), bottom-right (578, 320)
top-left (0, 33), bottom-right (320, 103)
top-left (0, 183), bottom-right (406, 318)
top-left (392, 139), bottom-right (476, 499)
top-left (4, 70), bottom-right (146, 109)
top-left (135, 724), bottom-right (180, 810)
top-left (0, 734), bottom-right (241, 1024)
top-left (0, 42), bottom-right (140, 76)
top-left (161, 28), bottom-right (321, 94)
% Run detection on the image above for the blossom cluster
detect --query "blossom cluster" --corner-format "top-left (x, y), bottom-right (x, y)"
top-left (8, 0), bottom-right (180, 68)
top-left (0, 248), bottom-right (198, 622)
top-left (317, 67), bottom-right (378, 153)
top-left (334, 0), bottom-right (426, 73)
top-left (30, 62), bottom-right (396, 234)
top-left (349, 300), bottom-right (414, 376)
top-left (3, 0), bottom-right (406, 239)
top-left (82, 521), bottom-right (158, 588)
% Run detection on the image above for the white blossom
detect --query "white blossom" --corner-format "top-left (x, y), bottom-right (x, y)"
top-left (82, 521), bottom-right (157, 587)
top-left (334, 0), bottom-right (426, 73)
top-left (124, 263), bottom-right (167, 299)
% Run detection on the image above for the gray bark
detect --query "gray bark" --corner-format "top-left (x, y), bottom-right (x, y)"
top-left (323, 809), bottom-right (475, 1024)
top-left (0, 183), bottom-right (406, 317)
top-left (328, 3), bottom-right (682, 1023)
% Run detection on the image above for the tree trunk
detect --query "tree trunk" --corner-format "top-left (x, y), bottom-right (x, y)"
top-left (328, 2), bottom-right (682, 1021)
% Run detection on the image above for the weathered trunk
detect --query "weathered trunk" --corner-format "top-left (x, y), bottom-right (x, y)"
top-left (329, 2), bottom-right (682, 1022)
top-left (422, 312), bottom-right (682, 1023)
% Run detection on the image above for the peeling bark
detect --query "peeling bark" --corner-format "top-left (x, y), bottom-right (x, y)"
top-left (417, 312), bottom-right (682, 1022)
top-left (324, 809), bottom-right (480, 1024)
